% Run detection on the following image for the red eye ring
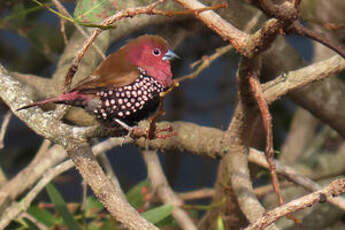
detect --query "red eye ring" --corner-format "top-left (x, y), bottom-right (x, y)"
top-left (152, 48), bottom-right (161, 56)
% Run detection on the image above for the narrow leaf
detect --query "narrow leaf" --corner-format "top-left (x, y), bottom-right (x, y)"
top-left (46, 183), bottom-right (81, 230)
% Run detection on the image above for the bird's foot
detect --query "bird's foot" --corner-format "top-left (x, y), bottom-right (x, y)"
top-left (148, 125), bottom-right (176, 140)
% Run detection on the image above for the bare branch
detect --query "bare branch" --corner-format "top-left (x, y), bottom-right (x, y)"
top-left (248, 149), bottom-right (345, 211)
top-left (143, 150), bottom-right (197, 230)
top-left (244, 178), bottom-right (345, 230)
top-left (0, 111), bottom-right (12, 149)
top-left (178, 189), bottom-right (215, 201)
top-left (262, 55), bottom-right (345, 104)
top-left (174, 0), bottom-right (250, 55)
top-left (249, 63), bottom-right (283, 207)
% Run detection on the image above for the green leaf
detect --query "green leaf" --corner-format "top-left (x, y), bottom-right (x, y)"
top-left (85, 196), bottom-right (104, 217)
top-left (74, 0), bottom-right (117, 23)
top-left (217, 215), bottom-right (225, 230)
top-left (46, 183), bottom-right (81, 230)
top-left (100, 218), bottom-right (117, 230)
top-left (126, 180), bottom-right (151, 209)
top-left (27, 206), bottom-right (57, 227)
top-left (141, 205), bottom-right (173, 224)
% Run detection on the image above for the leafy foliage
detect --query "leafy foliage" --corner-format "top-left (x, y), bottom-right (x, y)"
top-left (14, 181), bottom-right (178, 229)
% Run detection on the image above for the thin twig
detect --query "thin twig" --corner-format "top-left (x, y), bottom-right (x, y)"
top-left (248, 149), bottom-right (345, 212)
top-left (51, 0), bottom-right (105, 59)
top-left (176, 45), bottom-right (233, 82)
top-left (0, 111), bottom-right (12, 149)
top-left (147, 81), bottom-right (179, 139)
top-left (244, 178), bottom-right (345, 230)
top-left (288, 21), bottom-right (345, 59)
top-left (249, 75), bottom-right (283, 206)
top-left (59, 18), bottom-right (68, 45)
top-left (178, 188), bottom-right (215, 201)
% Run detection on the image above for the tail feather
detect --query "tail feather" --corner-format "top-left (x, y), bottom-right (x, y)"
top-left (17, 91), bottom-right (80, 111)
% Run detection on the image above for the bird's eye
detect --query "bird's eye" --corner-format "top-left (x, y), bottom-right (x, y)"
top-left (152, 48), bottom-right (161, 56)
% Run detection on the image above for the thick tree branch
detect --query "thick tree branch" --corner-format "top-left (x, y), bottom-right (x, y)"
top-left (173, 0), bottom-right (250, 56)
top-left (262, 55), bottom-right (345, 104)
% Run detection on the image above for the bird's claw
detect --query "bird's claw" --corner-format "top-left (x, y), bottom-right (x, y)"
top-left (147, 125), bottom-right (176, 140)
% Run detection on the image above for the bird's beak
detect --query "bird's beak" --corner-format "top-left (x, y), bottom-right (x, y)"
top-left (162, 50), bottom-right (180, 61)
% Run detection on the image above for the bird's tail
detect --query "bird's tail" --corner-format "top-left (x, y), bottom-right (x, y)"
top-left (17, 91), bottom-right (80, 111)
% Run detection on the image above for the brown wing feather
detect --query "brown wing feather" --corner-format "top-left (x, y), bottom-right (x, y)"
top-left (72, 45), bottom-right (139, 91)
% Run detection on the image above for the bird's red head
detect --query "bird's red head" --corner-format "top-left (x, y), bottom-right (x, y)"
top-left (125, 35), bottom-right (178, 88)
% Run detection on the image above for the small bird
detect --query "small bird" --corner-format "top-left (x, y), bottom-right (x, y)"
top-left (18, 35), bottom-right (178, 129)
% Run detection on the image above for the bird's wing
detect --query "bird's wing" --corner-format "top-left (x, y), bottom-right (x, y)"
top-left (72, 48), bottom-right (140, 92)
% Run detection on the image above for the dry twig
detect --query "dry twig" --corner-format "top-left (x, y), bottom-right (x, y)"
top-left (249, 149), bottom-right (345, 211)
top-left (244, 178), bottom-right (345, 230)
top-left (0, 111), bottom-right (11, 149)
top-left (51, 0), bottom-right (106, 60)
top-left (249, 75), bottom-right (283, 206)
top-left (178, 188), bottom-right (215, 201)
